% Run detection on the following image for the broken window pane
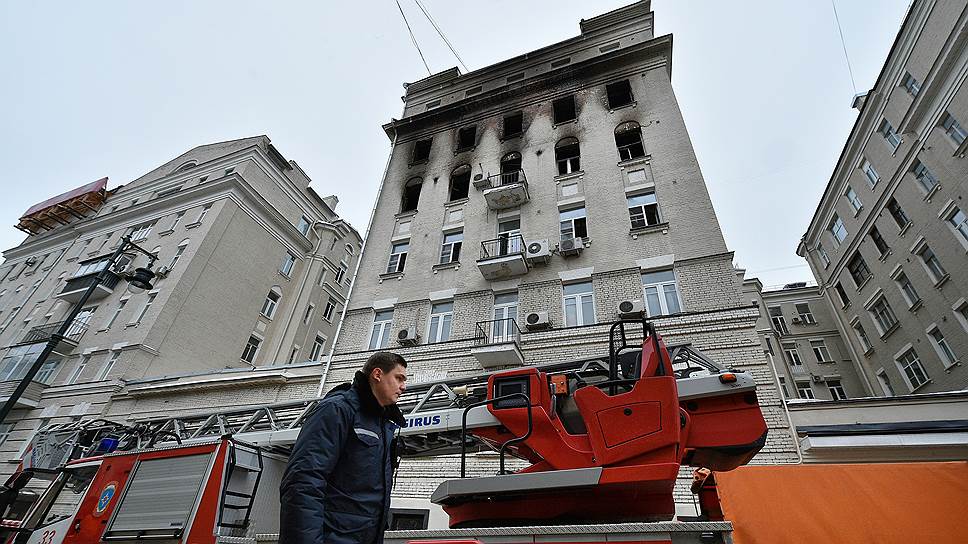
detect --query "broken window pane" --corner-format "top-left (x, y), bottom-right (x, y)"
top-left (503, 112), bottom-right (523, 138)
top-left (553, 95), bottom-right (577, 124)
top-left (449, 165), bottom-right (471, 201)
top-left (411, 138), bottom-right (432, 163)
top-left (615, 121), bottom-right (645, 161)
top-left (456, 125), bottom-right (477, 151)
top-left (606, 80), bottom-right (634, 109)
top-left (401, 178), bottom-right (422, 212)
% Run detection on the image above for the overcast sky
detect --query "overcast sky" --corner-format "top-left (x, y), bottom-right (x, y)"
top-left (0, 0), bottom-right (909, 288)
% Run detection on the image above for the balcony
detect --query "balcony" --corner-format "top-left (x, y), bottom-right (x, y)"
top-left (57, 270), bottom-right (121, 304)
top-left (477, 235), bottom-right (529, 281)
top-left (481, 170), bottom-right (530, 210)
top-left (0, 342), bottom-right (63, 408)
top-left (470, 318), bottom-right (525, 369)
top-left (0, 379), bottom-right (47, 408)
top-left (17, 320), bottom-right (88, 354)
top-left (790, 364), bottom-right (807, 375)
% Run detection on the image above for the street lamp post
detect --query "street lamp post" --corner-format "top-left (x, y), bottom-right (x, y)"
top-left (0, 235), bottom-right (157, 425)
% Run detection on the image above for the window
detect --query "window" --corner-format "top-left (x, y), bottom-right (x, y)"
top-left (827, 380), bottom-right (848, 400)
top-left (35, 359), bottom-right (60, 384)
top-left (280, 252), bottom-right (297, 277)
top-left (73, 257), bottom-right (112, 278)
top-left (96, 351), bottom-right (120, 381)
top-left (641, 270), bottom-right (681, 316)
top-left (605, 80), bottom-right (634, 109)
top-left (769, 307), bottom-right (789, 335)
top-left (303, 303), bottom-right (315, 325)
top-left (297, 216), bottom-right (311, 237)
top-left (879, 118), bottom-right (900, 151)
top-left (194, 204), bottom-right (212, 225)
top-left (68, 355), bottom-right (90, 385)
top-left (499, 152), bottom-right (523, 185)
top-left (439, 231), bottom-right (462, 264)
top-left (317, 268), bottom-right (327, 287)
top-left (853, 321), bottom-right (872, 353)
top-left (492, 292), bottom-right (519, 342)
top-left (49, 272), bottom-right (66, 298)
top-left (945, 207), bottom-right (968, 245)
top-left (901, 72), bottom-right (921, 96)
top-left (309, 335), bottom-right (326, 361)
top-left (810, 339), bottom-right (832, 363)
top-left (833, 282), bottom-right (849, 308)
top-left (917, 245), bottom-right (946, 283)
top-left (105, 297), bottom-right (129, 330)
top-left (133, 293), bottom-right (156, 324)
top-left (847, 252), bottom-right (871, 287)
top-left (555, 138), bottom-right (581, 175)
top-left (783, 343), bottom-right (803, 367)
top-left (559, 207), bottom-right (588, 241)
top-left (0, 422), bottom-right (13, 448)
top-left (369, 310), bottom-right (394, 350)
top-left (954, 300), bottom-right (968, 332)
top-left (241, 335), bottom-right (261, 363)
top-left (941, 112), bottom-right (967, 146)
top-left (861, 159), bottom-right (879, 187)
top-left (288, 346), bottom-right (300, 364)
top-left (628, 191), bottom-right (661, 228)
top-left (497, 219), bottom-right (523, 255)
top-left (817, 243), bottom-right (830, 268)
top-left (386, 242), bottom-right (409, 274)
top-left (927, 326), bottom-right (957, 368)
top-left (795, 303), bottom-right (815, 324)
top-left (96, 233), bottom-right (113, 254)
top-left (615, 121), bottom-right (645, 161)
top-left (828, 214), bottom-right (847, 245)
top-left (844, 186), bottom-right (863, 213)
top-left (896, 348), bottom-right (929, 391)
top-left (552, 95), bottom-right (576, 124)
top-left (869, 296), bottom-right (898, 336)
top-left (401, 178), bottom-right (422, 212)
top-left (886, 198), bottom-right (909, 229)
top-left (456, 125), bottom-right (477, 151)
top-left (911, 159), bottom-right (939, 194)
top-left (869, 226), bottom-right (890, 256)
top-left (335, 263), bottom-right (348, 285)
top-left (563, 281), bottom-right (595, 327)
top-left (449, 165), bottom-right (471, 201)
top-left (795, 381), bottom-right (815, 400)
top-left (893, 271), bottom-right (920, 308)
top-left (169, 211), bottom-right (186, 231)
top-left (876, 369), bottom-right (896, 396)
top-left (167, 239), bottom-right (189, 270)
top-left (323, 297), bottom-right (337, 321)
top-left (427, 302), bottom-right (453, 343)
top-left (778, 377), bottom-right (788, 398)
top-left (411, 138), bottom-right (432, 164)
top-left (128, 222), bottom-right (154, 242)
top-left (503, 112), bottom-right (523, 139)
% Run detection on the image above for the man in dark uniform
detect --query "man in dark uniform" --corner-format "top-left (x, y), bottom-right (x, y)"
top-left (280, 352), bottom-right (408, 544)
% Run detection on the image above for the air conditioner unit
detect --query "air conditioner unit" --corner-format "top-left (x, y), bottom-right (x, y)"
top-left (526, 239), bottom-right (551, 264)
top-left (397, 326), bottom-right (420, 346)
top-left (525, 311), bottom-right (551, 331)
top-left (811, 375), bottom-right (824, 384)
top-left (558, 238), bottom-right (583, 257)
top-left (472, 173), bottom-right (489, 190)
top-left (791, 317), bottom-right (802, 324)
top-left (617, 299), bottom-right (645, 318)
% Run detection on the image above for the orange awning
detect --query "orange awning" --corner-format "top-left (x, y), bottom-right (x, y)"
top-left (715, 462), bottom-right (968, 544)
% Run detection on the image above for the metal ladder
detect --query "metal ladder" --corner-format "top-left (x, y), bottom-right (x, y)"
top-left (217, 442), bottom-right (265, 536)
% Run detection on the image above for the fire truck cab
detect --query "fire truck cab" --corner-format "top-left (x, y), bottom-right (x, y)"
top-left (9, 439), bottom-right (284, 544)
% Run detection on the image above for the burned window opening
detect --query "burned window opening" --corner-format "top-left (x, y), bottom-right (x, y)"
top-left (503, 112), bottom-right (524, 139)
top-left (553, 96), bottom-right (577, 124)
top-left (615, 121), bottom-right (645, 161)
top-left (555, 138), bottom-right (581, 175)
top-left (411, 139), bottom-right (432, 164)
top-left (449, 165), bottom-right (471, 201)
top-left (456, 125), bottom-right (477, 152)
top-left (606, 80), bottom-right (634, 109)
top-left (401, 178), bottom-right (422, 213)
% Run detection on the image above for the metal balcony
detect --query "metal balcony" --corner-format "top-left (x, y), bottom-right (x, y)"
top-left (477, 234), bottom-right (529, 280)
top-left (18, 320), bottom-right (88, 354)
top-left (57, 270), bottom-right (121, 304)
top-left (481, 169), bottom-right (530, 210)
top-left (470, 318), bottom-right (525, 369)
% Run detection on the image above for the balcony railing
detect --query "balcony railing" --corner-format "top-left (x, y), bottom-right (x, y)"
top-left (475, 317), bottom-right (522, 346)
top-left (790, 364), bottom-right (807, 375)
top-left (487, 169), bottom-right (527, 188)
top-left (57, 270), bottom-right (121, 303)
top-left (21, 319), bottom-right (88, 345)
top-left (480, 234), bottom-right (526, 260)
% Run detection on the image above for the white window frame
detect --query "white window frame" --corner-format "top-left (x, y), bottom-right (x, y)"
top-left (104, 296), bottom-right (129, 330)
top-left (876, 368), bottom-right (895, 396)
top-left (628, 191), bottom-right (661, 229)
top-left (895, 346), bottom-right (929, 391)
top-left (280, 252), bottom-right (297, 277)
top-left (323, 297), bottom-right (337, 322)
top-left (68, 355), bottom-right (90, 385)
top-left (844, 185), bottom-right (863, 213)
top-left (317, 267), bottom-right (327, 287)
top-left (297, 216), bottom-right (311, 237)
top-left (559, 207), bottom-right (588, 241)
top-left (96, 350), bottom-right (121, 381)
top-left (309, 334), bottom-right (327, 361)
top-left (769, 306), bottom-right (789, 335)
top-left (241, 334), bottom-right (262, 363)
top-left (261, 289), bottom-right (281, 319)
top-left (387, 242), bottom-right (409, 274)
top-left (911, 159), bottom-right (939, 195)
top-left (369, 310), bottom-right (394, 350)
top-left (128, 222), bottom-right (154, 242)
top-left (810, 339), bottom-right (832, 363)
top-left (427, 302), bottom-right (454, 344)
top-left (879, 118), bottom-right (901, 151)
top-left (194, 204), bottom-right (212, 225)
top-left (941, 112), bottom-right (967, 146)
top-left (336, 262), bottom-right (348, 285)
top-left (439, 231), bottom-right (463, 265)
top-left (783, 343), bottom-right (803, 369)
top-left (867, 294), bottom-right (898, 336)
top-left (491, 293), bottom-right (519, 343)
top-left (926, 324), bottom-right (958, 369)
top-left (35, 359), bottom-right (61, 384)
top-left (892, 269), bottom-right (920, 308)
top-left (861, 158), bottom-right (879, 187)
top-left (167, 239), bottom-right (189, 270)
top-left (827, 380), bottom-right (847, 400)
top-left (816, 244), bottom-right (830, 268)
top-left (641, 270), bottom-right (681, 317)
top-left (303, 303), bottom-right (315, 325)
top-left (953, 299), bottom-right (968, 333)
top-left (916, 244), bottom-right (946, 283)
top-left (132, 292), bottom-right (157, 325)
top-left (944, 206), bottom-right (968, 249)
top-left (829, 214), bottom-right (847, 245)
top-left (563, 281), bottom-right (595, 327)
top-left (901, 72), bottom-right (921, 96)
top-left (795, 303), bottom-right (816, 324)
top-left (852, 320), bottom-right (873, 353)
top-left (795, 381), bottom-right (815, 400)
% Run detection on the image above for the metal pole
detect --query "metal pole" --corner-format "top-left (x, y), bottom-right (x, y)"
top-left (0, 237), bottom-right (145, 425)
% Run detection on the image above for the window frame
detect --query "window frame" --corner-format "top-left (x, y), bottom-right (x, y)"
top-left (323, 297), bottom-right (337, 322)
top-left (861, 158), bottom-right (880, 187)
top-left (628, 191), bottom-right (661, 229)
top-left (926, 325), bottom-right (958, 369)
top-left (895, 347), bottom-right (929, 391)
top-left (941, 112), bottom-right (967, 146)
top-left (280, 252), bottom-right (297, 277)
top-left (439, 231), bottom-right (463, 265)
top-left (605, 80), bottom-right (634, 109)
top-left (386, 242), bottom-right (409, 274)
top-left (641, 270), bottom-right (681, 317)
top-left (309, 334), bottom-right (327, 361)
top-left (843, 185), bottom-right (863, 213)
top-left (810, 339), bottom-right (832, 363)
top-left (795, 381), bottom-right (815, 400)
top-left (879, 118), bottom-right (901, 151)
top-left (241, 335), bottom-right (262, 363)
top-left (614, 121), bottom-right (645, 161)
top-left (426, 302), bottom-right (454, 344)
top-left (827, 380), bottom-right (848, 400)
top-left (369, 310), bottom-right (394, 350)
top-left (562, 282), bottom-right (595, 327)
top-left (455, 125), bottom-right (477, 152)
top-left (552, 95), bottom-right (577, 124)
top-left (559, 207), bottom-right (588, 241)
top-left (868, 296), bottom-right (898, 337)
top-left (555, 138), bottom-right (581, 175)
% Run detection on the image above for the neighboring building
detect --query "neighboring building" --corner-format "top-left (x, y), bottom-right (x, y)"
top-left (741, 275), bottom-right (870, 402)
top-left (798, 0), bottom-right (968, 396)
top-left (0, 136), bottom-right (361, 479)
top-left (328, 0), bottom-right (797, 519)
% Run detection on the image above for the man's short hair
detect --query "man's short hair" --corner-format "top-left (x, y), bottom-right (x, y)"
top-left (363, 352), bottom-right (407, 377)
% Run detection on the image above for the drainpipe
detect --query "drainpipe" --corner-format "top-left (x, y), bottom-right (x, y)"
top-left (766, 350), bottom-right (803, 464)
top-left (270, 220), bottom-right (329, 364)
top-left (319, 131), bottom-right (399, 395)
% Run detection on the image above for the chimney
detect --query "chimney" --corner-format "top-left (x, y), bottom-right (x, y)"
top-left (322, 195), bottom-right (339, 210)
top-left (851, 91), bottom-right (869, 111)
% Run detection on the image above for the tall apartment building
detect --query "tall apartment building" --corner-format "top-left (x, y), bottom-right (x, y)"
top-left (799, 0), bottom-right (968, 396)
top-left (328, 0), bottom-right (798, 518)
top-left (0, 136), bottom-right (361, 478)
top-left (740, 275), bottom-right (869, 402)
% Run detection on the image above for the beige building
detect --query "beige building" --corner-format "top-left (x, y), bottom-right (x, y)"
top-left (799, 0), bottom-right (968, 396)
top-left (741, 275), bottom-right (869, 401)
top-left (0, 136), bottom-right (361, 478)
top-left (328, 0), bottom-right (798, 516)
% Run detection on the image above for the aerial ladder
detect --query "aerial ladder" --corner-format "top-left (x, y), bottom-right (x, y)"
top-left (0, 320), bottom-right (767, 544)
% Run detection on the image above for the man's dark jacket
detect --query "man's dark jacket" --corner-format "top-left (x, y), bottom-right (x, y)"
top-left (280, 371), bottom-right (405, 544)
